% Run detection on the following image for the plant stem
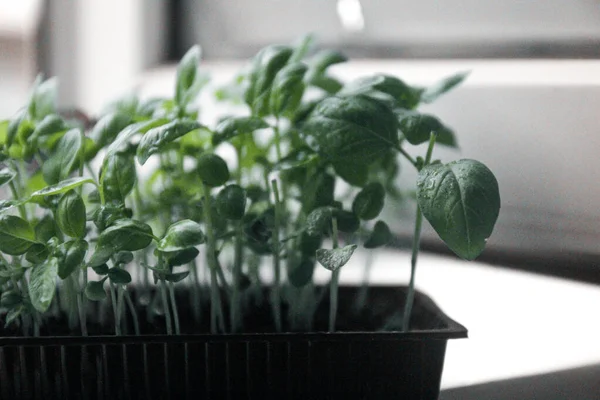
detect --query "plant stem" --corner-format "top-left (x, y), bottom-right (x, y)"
top-left (230, 220), bottom-right (244, 332)
top-left (73, 274), bottom-right (88, 336)
top-left (402, 208), bottom-right (423, 331)
top-left (109, 282), bottom-right (121, 336)
top-left (202, 182), bottom-right (225, 333)
top-left (328, 217), bottom-right (340, 332)
top-left (8, 180), bottom-right (27, 219)
top-left (124, 289), bottom-right (141, 336)
top-left (271, 179), bottom-right (282, 332)
top-left (402, 132), bottom-right (437, 331)
top-left (394, 144), bottom-right (418, 169)
top-left (159, 279), bottom-right (173, 335)
top-left (167, 281), bottom-right (181, 335)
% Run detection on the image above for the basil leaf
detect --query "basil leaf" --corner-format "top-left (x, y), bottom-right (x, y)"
top-left (364, 220), bottom-right (393, 249)
top-left (158, 220), bottom-right (205, 252)
top-left (42, 128), bottom-right (83, 184)
top-left (302, 95), bottom-right (398, 165)
top-left (0, 215), bottom-right (37, 255)
top-left (34, 214), bottom-right (58, 243)
top-left (29, 257), bottom-right (58, 312)
top-left (216, 185), bottom-right (247, 220)
top-left (56, 190), bottom-right (86, 238)
top-left (333, 209), bottom-right (360, 233)
top-left (87, 112), bottom-right (132, 158)
top-left (29, 77), bottom-right (57, 121)
top-left (305, 50), bottom-right (347, 84)
top-left (107, 268), bottom-right (132, 284)
top-left (85, 281), bottom-right (107, 301)
top-left (58, 239), bottom-right (88, 279)
top-left (175, 45), bottom-right (201, 106)
top-left (305, 207), bottom-right (332, 237)
top-left (333, 161), bottom-right (368, 187)
top-left (97, 219), bottom-right (154, 252)
top-left (101, 153), bottom-right (136, 203)
top-left (6, 109), bottom-right (27, 148)
top-left (137, 119), bottom-right (201, 165)
top-left (287, 258), bottom-right (315, 288)
top-left (398, 111), bottom-right (456, 147)
top-left (197, 153), bottom-right (230, 187)
top-left (165, 271), bottom-right (190, 283)
top-left (0, 167), bottom-right (16, 187)
top-left (352, 182), bottom-right (385, 221)
top-left (270, 62), bottom-right (308, 117)
top-left (166, 247), bottom-right (200, 267)
top-left (213, 116), bottom-right (268, 146)
top-left (29, 177), bottom-right (95, 201)
top-left (29, 114), bottom-right (67, 144)
top-left (316, 244), bottom-right (357, 272)
top-left (25, 243), bottom-right (49, 264)
top-left (339, 74), bottom-right (421, 110)
top-left (245, 45), bottom-right (294, 116)
top-left (417, 159), bottom-right (500, 260)
top-left (420, 71), bottom-right (469, 104)
top-left (103, 118), bottom-right (168, 161)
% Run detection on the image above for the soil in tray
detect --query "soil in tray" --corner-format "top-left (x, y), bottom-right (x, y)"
top-left (0, 286), bottom-right (448, 337)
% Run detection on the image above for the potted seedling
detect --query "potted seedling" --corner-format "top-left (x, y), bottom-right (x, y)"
top-left (0, 36), bottom-right (500, 399)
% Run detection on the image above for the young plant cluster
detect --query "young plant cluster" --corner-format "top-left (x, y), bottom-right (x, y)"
top-left (0, 37), bottom-right (500, 337)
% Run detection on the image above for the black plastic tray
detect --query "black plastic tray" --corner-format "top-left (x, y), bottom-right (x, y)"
top-left (0, 287), bottom-right (466, 400)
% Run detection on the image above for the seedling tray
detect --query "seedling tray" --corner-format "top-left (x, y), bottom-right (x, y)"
top-left (0, 287), bottom-right (466, 400)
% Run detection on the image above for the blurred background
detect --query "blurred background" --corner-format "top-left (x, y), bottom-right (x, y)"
top-left (2, 0), bottom-right (600, 396)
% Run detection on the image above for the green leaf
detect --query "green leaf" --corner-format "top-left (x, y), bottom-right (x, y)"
top-left (29, 257), bottom-right (58, 312)
top-left (333, 209), bottom-right (360, 233)
top-left (333, 161), bottom-right (368, 187)
top-left (55, 190), bottom-right (86, 238)
top-left (87, 112), bottom-right (132, 158)
top-left (158, 220), bottom-right (205, 252)
top-left (0, 119), bottom-right (8, 146)
top-left (137, 119), bottom-right (201, 164)
top-left (352, 182), bottom-right (385, 220)
top-left (103, 118), bottom-right (168, 161)
top-left (34, 214), bottom-right (58, 243)
top-left (85, 280), bottom-right (107, 301)
top-left (316, 244), bottom-right (357, 272)
top-left (165, 271), bottom-right (190, 283)
top-left (29, 177), bottom-right (95, 201)
top-left (0, 215), bottom-right (37, 255)
top-left (197, 153), bottom-right (230, 187)
top-left (92, 264), bottom-right (109, 275)
top-left (1, 291), bottom-right (22, 308)
top-left (101, 153), bottom-right (137, 203)
top-left (29, 77), bottom-right (58, 121)
top-left (4, 306), bottom-right (23, 328)
top-left (287, 258), bottom-right (315, 287)
top-left (213, 116), bottom-right (268, 146)
top-left (364, 220), bottom-right (393, 249)
top-left (57, 239), bottom-right (88, 279)
top-left (113, 251), bottom-right (134, 265)
top-left (302, 95), bottom-right (398, 165)
top-left (270, 62), bottom-right (308, 116)
top-left (417, 159), bottom-right (500, 260)
top-left (398, 111), bottom-right (456, 147)
top-left (29, 114), bottom-right (67, 144)
top-left (305, 50), bottom-right (347, 84)
top-left (289, 33), bottom-right (315, 63)
top-left (305, 207), bottom-right (332, 237)
top-left (108, 267), bottom-right (132, 284)
top-left (6, 109), bottom-right (27, 148)
top-left (0, 167), bottom-right (16, 187)
top-left (97, 219), bottom-right (154, 252)
top-left (338, 74), bottom-right (421, 110)
top-left (420, 71), bottom-right (469, 104)
top-left (25, 243), bottom-right (49, 264)
top-left (245, 45), bottom-right (294, 116)
top-left (216, 184), bottom-right (247, 220)
top-left (175, 45), bottom-right (202, 106)
top-left (42, 128), bottom-right (83, 184)
top-left (166, 247), bottom-right (200, 267)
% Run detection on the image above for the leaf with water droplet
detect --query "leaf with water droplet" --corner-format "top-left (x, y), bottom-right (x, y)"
top-left (316, 244), bottom-right (357, 272)
top-left (417, 159), bottom-right (500, 260)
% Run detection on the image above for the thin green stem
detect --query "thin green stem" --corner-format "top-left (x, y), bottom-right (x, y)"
top-left (328, 217), bottom-right (340, 332)
top-left (402, 208), bottom-right (423, 331)
top-left (160, 279), bottom-right (173, 335)
top-left (202, 182), bottom-right (225, 333)
top-left (402, 132), bottom-right (437, 331)
top-left (394, 144), bottom-right (418, 169)
top-left (72, 274), bottom-right (88, 336)
top-left (124, 289), bottom-right (141, 336)
top-left (271, 179), bottom-right (282, 332)
top-left (230, 220), bottom-right (244, 332)
top-left (167, 281), bottom-right (181, 335)
top-left (8, 180), bottom-right (27, 219)
top-left (109, 282), bottom-right (122, 336)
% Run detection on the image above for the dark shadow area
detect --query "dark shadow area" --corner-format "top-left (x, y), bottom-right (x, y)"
top-left (440, 363), bottom-right (600, 400)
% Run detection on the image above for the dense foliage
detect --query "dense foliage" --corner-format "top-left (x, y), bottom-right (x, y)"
top-left (0, 36), bottom-right (500, 336)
